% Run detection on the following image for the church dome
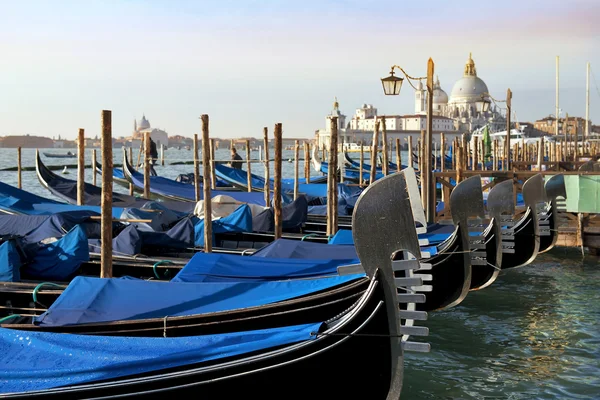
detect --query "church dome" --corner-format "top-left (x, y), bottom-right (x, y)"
top-left (449, 53), bottom-right (489, 102)
top-left (137, 115), bottom-right (151, 130)
top-left (450, 76), bottom-right (489, 101)
top-left (432, 76), bottom-right (448, 104)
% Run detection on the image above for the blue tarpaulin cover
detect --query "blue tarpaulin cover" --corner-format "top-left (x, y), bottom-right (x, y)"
top-left (0, 322), bottom-right (321, 393)
top-left (194, 205), bottom-right (253, 246)
top-left (34, 274), bottom-right (363, 326)
top-left (252, 196), bottom-right (308, 233)
top-left (0, 181), bottom-right (125, 216)
top-left (328, 230), bottom-right (439, 256)
top-left (252, 238), bottom-right (359, 260)
top-left (22, 226), bottom-right (90, 281)
top-left (172, 252), bottom-right (361, 282)
top-left (0, 240), bottom-right (21, 282)
top-left (215, 164), bottom-right (325, 198)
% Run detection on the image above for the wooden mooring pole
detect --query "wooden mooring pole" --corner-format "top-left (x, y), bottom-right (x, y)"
top-left (17, 147), bottom-right (22, 189)
top-left (100, 110), bottom-right (113, 278)
top-left (263, 127), bottom-right (270, 205)
top-left (77, 128), bottom-right (85, 205)
top-left (92, 149), bottom-right (97, 186)
top-left (143, 132), bottom-right (151, 199)
top-left (201, 115), bottom-right (212, 252)
top-left (193, 133), bottom-right (200, 202)
top-left (327, 117), bottom-right (339, 236)
top-left (246, 139), bottom-right (252, 192)
top-left (294, 140), bottom-right (299, 200)
top-left (273, 123), bottom-right (283, 239)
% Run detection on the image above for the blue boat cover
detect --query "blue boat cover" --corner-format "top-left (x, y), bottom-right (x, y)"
top-left (328, 229), bottom-right (438, 256)
top-left (0, 181), bottom-right (125, 216)
top-left (252, 196), bottom-right (308, 233)
top-left (0, 240), bottom-right (21, 282)
top-left (22, 226), bottom-right (90, 281)
top-left (172, 252), bottom-right (361, 282)
top-left (21, 211), bottom-right (101, 244)
top-left (251, 238), bottom-right (359, 260)
top-left (195, 205), bottom-right (253, 246)
top-left (34, 274), bottom-right (363, 326)
top-left (88, 225), bottom-right (143, 256)
top-left (0, 214), bottom-right (49, 237)
top-left (127, 163), bottom-right (269, 206)
top-left (215, 164), bottom-right (326, 198)
top-left (0, 322), bottom-right (321, 393)
top-left (119, 207), bottom-right (180, 232)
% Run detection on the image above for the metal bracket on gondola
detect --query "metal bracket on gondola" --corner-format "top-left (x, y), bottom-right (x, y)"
top-left (336, 263), bottom-right (365, 276)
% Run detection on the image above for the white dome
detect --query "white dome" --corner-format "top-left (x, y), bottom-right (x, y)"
top-left (450, 75), bottom-right (489, 102)
top-left (137, 115), bottom-right (151, 130)
top-left (433, 77), bottom-right (448, 104)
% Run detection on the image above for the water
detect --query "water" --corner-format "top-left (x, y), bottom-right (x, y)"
top-left (403, 249), bottom-right (600, 399)
top-left (1, 148), bottom-right (598, 398)
top-left (0, 147), bottom-right (340, 201)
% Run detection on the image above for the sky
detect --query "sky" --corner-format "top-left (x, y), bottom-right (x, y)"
top-left (0, 0), bottom-right (599, 140)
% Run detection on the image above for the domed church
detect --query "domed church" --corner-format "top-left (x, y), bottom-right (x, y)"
top-left (132, 114), bottom-right (169, 148)
top-left (414, 53), bottom-right (506, 133)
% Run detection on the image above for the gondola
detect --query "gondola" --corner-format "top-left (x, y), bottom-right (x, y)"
top-left (35, 150), bottom-right (196, 214)
top-left (0, 170), bottom-right (430, 399)
top-left (494, 174), bottom-right (545, 270)
top-left (42, 151), bottom-right (76, 158)
top-left (538, 174), bottom-right (566, 253)
top-left (121, 150), bottom-right (273, 206)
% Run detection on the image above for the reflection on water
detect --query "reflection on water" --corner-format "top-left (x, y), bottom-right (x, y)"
top-left (403, 248), bottom-right (600, 399)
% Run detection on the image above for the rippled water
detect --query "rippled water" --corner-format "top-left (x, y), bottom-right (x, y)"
top-left (0, 148), bottom-right (598, 399)
top-left (403, 248), bottom-right (600, 399)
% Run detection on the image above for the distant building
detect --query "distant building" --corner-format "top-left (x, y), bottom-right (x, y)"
top-left (422, 53), bottom-right (507, 133)
top-left (132, 114), bottom-right (169, 148)
top-left (534, 116), bottom-right (591, 137)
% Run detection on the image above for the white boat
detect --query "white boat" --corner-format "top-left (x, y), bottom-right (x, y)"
top-left (471, 126), bottom-right (555, 150)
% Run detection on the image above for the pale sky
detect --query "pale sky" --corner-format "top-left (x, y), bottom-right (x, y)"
top-left (0, 0), bottom-right (599, 140)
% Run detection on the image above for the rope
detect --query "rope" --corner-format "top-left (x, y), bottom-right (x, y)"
top-left (32, 282), bottom-right (65, 307)
top-left (153, 260), bottom-right (174, 280)
top-left (301, 233), bottom-right (318, 241)
top-left (0, 314), bottom-right (21, 323)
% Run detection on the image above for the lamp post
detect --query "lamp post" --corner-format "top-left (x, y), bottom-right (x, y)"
top-left (475, 89), bottom-right (512, 170)
top-left (381, 58), bottom-right (435, 223)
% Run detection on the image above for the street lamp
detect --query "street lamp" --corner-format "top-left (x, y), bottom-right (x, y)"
top-left (475, 97), bottom-right (491, 113)
top-left (381, 59), bottom-right (435, 223)
top-left (381, 70), bottom-right (404, 96)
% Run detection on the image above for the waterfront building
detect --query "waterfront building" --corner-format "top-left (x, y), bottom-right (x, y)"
top-left (315, 53), bottom-right (509, 150)
top-left (534, 115), bottom-right (591, 137)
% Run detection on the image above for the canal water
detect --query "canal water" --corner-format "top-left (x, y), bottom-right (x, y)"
top-left (0, 148), bottom-right (598, 399)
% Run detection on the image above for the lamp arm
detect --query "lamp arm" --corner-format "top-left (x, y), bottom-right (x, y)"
top-left (481, 92), bottom-right (507, 104)
top-left (390, 65), bottom-right (427, 91)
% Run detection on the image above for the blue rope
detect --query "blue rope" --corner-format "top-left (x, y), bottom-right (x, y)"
top-left (32, 282), bottom-right (64, 304)
top-left (153, 260), bottom-right (174, 279)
